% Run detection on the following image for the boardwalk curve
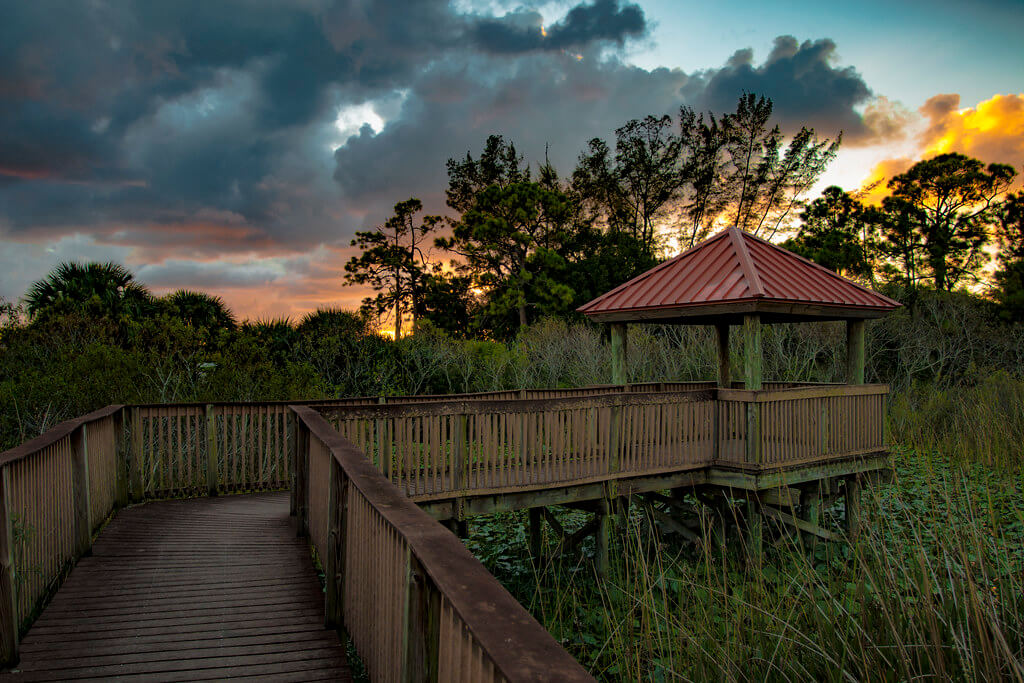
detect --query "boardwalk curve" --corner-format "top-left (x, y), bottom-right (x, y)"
top-left (6, 492), bottom-right (350, 682)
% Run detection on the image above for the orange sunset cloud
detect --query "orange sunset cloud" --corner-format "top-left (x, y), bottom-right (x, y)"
top-left (860, 93), bottom-right (1024, 203)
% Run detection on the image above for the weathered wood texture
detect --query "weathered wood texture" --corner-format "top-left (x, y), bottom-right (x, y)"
top-left (314, 385), bottom-right (888, 503)
top-left (293, 406), bottom-right (594, 683)
top-left (320, 391), bottom-right (718, 502)
top-left (0, 406), bottom-right (124, 655)
top-left (5, 492), bottom-right (350, 681)
top-left (130, 404), bottom-right (292, 499)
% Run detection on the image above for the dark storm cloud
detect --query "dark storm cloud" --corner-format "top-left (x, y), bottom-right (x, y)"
top-left (472, 0), bottom-right (646, 53)
top-left (331, 35), bottom-right (893, 227)
top-left (686, 36), bottom-right (877, 141)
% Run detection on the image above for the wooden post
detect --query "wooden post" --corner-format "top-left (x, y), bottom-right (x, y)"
top-left (799, 487), bottom-right (821, 549)
top-left (610, 323), bottom-right (628, 386)
top-left (745, 494), bottom-right (763, 566)
top-left (70, 425), bottom-right (92, 557)
top-left (295, 425), bottom-right (309, 538)
top-left (0, 467), bottom-right (19, 667)
top-left (129, 408), bottom-right (143, 503)
top-left (596, 498), bottom-right (611, 578)
top-left (715, 323), bottom-right (731, 388)
top-left (289, 415), bottom-right (299, 517)
top-left (743, 314), bottom-right (762, 467)
top-left (114, 408), bottom-right (129, 508)
top-left (529, 508), bottom-right (542, 560)
top-left (402, 555), bottom-right (440, 683)
top-left (451, 415), bottom-right (466, 492)
top-left (742, 314), bottom-right (762, 390)
top-left (846, 319), bottom-right (866, 385)
top-left (844, 476), bottom-right (862, 537)
top-left (325, 458), bottom-right (346, 628)
top-left (205, 405), bottom-right (219, 497)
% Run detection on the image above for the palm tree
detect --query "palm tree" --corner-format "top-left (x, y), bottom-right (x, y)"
top-left (162, 290), bottom-right (237, 331)
top-left (24, 262), bottom-right (154, 321)
top-left (296, 307), bottom-right (369, 339)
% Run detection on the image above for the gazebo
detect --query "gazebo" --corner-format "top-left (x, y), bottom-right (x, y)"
top-left (578, 227), bottom-right (901, 551)
top-left (579, 226), bottom-right (900, 389)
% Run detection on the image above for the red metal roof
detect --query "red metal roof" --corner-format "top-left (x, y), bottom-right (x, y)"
top-left (578, 227), bottom-right (901, 320)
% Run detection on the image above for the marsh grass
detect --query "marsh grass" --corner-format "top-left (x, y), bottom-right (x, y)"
top-left (467, 383), bottom-right (1024, 681)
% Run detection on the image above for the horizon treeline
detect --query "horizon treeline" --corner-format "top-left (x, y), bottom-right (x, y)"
top-left (342, 92), bottom-right (1024, 339)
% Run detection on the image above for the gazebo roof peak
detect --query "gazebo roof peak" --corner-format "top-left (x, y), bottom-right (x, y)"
top-left (578, 226), bottom-right (901, 324)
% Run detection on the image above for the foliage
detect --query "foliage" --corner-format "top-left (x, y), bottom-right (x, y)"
top-left (160, 289), bottom-right (237, 333)
top-left (994, 192), bottom-right (1024, 321)
top-left (344, 198), bottom-right (441, 339)
top-left (877, 153), bottom-right (1016, 291)
top-left (24, 261), bottom-right (155, 323)
top-left (438, 180), bottom-right (575, 336)
top-left (782, 185), bottom-right (876, 279)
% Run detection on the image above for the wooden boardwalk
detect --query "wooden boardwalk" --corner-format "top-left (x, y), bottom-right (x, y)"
top-left (4, 492), bottom-right (350, 681)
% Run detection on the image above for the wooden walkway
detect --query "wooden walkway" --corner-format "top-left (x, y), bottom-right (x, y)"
top-left (4, 493), bottom-right (350, 681)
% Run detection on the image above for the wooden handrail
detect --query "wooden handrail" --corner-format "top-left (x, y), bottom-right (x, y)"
top-left (291, 405), bottom-right (594, 682)
top-left (0, 405), bottom-right (124, 468)
top-left (717, 384), bottom-right (889, 403)
top-left (0, 404), bottom-right (126, 666)
top-left (312, 388), bottom-right (715, 420)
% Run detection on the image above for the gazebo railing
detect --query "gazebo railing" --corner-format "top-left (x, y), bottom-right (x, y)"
top-left (316, 390), bottom-right (717, 501)
top-left (121, 382), bottom-right (887, 505)
top-left (716, 385), bottom-right (889, 469)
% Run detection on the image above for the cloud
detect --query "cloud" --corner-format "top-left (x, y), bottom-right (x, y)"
top-left (471, 0), bottom-right (647, 53)
top-left (685, 36), bottom-right (889, 143)
top-left (0, 0), bottom-right (909, 315)
top-left (920, 92), bottom-right (1024, 168)
top-left (859, 92), bottom-right (1024, 200)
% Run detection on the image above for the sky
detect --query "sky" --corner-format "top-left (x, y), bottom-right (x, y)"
top-left (1, 0), bottom-right (1022, 320)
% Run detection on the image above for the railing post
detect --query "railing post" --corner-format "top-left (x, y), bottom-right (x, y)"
top-left (205, 405), bottom-right (219, 497)
top-left (325, 457), bottom-right (347, 628)
top-left (608, 402), bottom-right (621, 476)
top-left (114, 407), bottom-right (129, 508)
top-left (295, 422), bottom-right (309, 538)
top-left (745, 399), bottom-right (762, 467)
top-left (0, 467), bottom-right (18, 667)
top-left (402, 553), bottom-right (440, 683)
top-left (70, 425), bottom-right (92, 557)
top-left (129, 408), bottom-right (143, 503)
top-left (451, 414), bottom-right (466, 492)
top-left (289, 414), bottom-right (299, 517)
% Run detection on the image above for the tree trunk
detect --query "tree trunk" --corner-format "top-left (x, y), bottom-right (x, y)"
top-left (518, 303), bottom-right (527, 330)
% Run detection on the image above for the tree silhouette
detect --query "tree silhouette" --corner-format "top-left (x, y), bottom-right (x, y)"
top-left (344, 198), bottom-right (441, 339)
top-left (994, 192), bottom-right (1024, 321)
top-left (25, 262), bottom-right (154, 322)
top-left (162, 290), bottom-right (237, 331)
top-left (783, 186), bottom-right (877, 279)
top-left (437, 181), bottom-right (574, 336)
top-left (879, 153), bottom-right (1016, 291)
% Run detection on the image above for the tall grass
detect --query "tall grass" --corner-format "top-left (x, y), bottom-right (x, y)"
top-left (468, 380), bottom-right (1024, 681)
